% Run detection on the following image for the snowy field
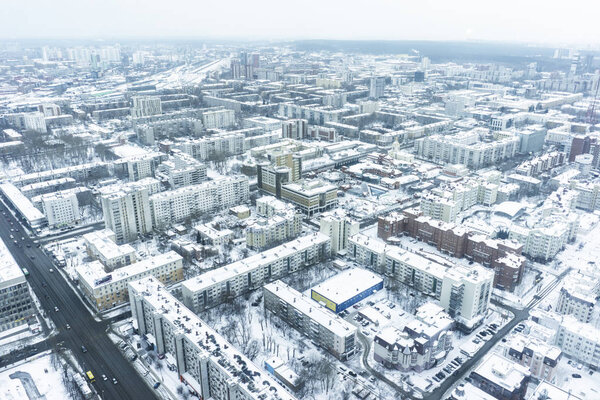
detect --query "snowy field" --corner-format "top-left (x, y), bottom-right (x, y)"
top-left (0, 353), bottom-right (71, 400)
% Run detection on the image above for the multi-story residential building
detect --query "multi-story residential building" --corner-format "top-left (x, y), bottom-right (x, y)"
top-left (281, 119), bottom-right (308, 139)
top-left (244, 116), bottom-right (283, 133)
top-left (415, 128), bottom-right (519, 169)
top-left (135, 118), bottom-right (203, 145)
top-left (377, 210), bottom-right (525, 291)
top-left (101, 182), bottom-right (153, 243)
top-left (173, 133), bottom-right (245, 160)
top-left (40, 189), bottom-right (80, 228)
top-left (347, 233), bottom-right (389, 272)
top-left (470, 353), bottom-right (530, 400)
top-left (381, 246), bottom-right (494, 329)
top-left (131, 96), bottom-right (162, 118)
top-left (83, 229), bottom-right (136, 270)
top-left (508, 215), bottom-right (578, 261)
top-left (369, 76), bottom-right (386, 99)
top-left (201, 108), bottom-right (235, 129)
top-left (501, 334), bottom-right (561, 382)
top-left (0, 237), bottom-right (34, 332)
top-left (568, 181), bottom-right (600, 212)
top-left (156, 153), bottom-right (207, 189)
top-left (319, 208), bottom-right (359, 255)
top-left (420, 193), bottom-right (460, 223)
top-left (555, 274), bottom-right (597, 323)
top-left (2, 111), bottom-right (47, 133)
top-left (264, 280), bottom-right (357, 360)
top-left (246, 197), bottom-right (302, 250)
top-left (374, 303), bottom-right (453, 371)
top-left (129, 277), bottom-right (296, 400)
top-left (150, 175), bottom-right (249, 229)
top-left (11, 162), bottom-right (109, 187)
top-left (76, 251), bottom-right (183, 311)
top-left (182, 233), bottom-right (331, 312)
top-left (195, 224), bottom-right (234, 246)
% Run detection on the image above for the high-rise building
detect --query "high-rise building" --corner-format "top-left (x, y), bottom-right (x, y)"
top-left (281, 119), bottom-right (308, 139)
top-left (40, 190), bottom-right (80, 228)
top-left (101, 183), bottom-right (153, 243)
top-left (131, 96), bottom-right (162, 118)
top-left (319, 208), bottom-right (359, 255)
top-left (369, 77), bottom-right (386, 99)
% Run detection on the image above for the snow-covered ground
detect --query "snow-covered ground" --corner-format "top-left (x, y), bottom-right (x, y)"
top-left (0, 353), bottom-right (71, 400)
top-left (549, 356), bottom-right (600, 399)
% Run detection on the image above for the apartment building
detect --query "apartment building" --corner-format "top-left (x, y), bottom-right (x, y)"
top-left (264, 280), bottom-right (357, 360)
top-left (156, 153), bottom-right (207, 189)
top-left (420, 193), bottom-right (460, 223)
top-left (415, 128), bottom-right (519, 169)
top-left (319, 208), bottom-right (360, 255)
top-left (150, 175), bottom-right (249, 229)
top-left (76, 251), bottom-right (183, 311)
top-left (181, 233), bottom-right (331, 312)
top-left (347, 233), bottom-right (389, 272)
top-left (40, 189), bottom-right (80, 228)
top-left (0, 237), bottom-right (34, 332)
top-left (129, 277), bottom-right (296, 400)
top-left (131, 96), bottom-right (162, 118)
top-left (201, 108), bottom-right (235, 130)
top-left (246, 196), bottom-right (302, 250)
top-left (281, 119), bottom-right (308, 139)
top-left (173, 133), bottom-right (245, 160)
top-left (501, 334), bottom-right (561, 382)
top-left (83, 229), bottom-right (136, 270)
top-left (555, 274), bottom-right (596, 323)
top-left (470, 353), bottom-right (530, 400)
top-left (101, 182), bottom-right (153, 243)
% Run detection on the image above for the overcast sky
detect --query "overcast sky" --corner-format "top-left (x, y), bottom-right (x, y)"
top-left (3, 0), bottom-right (599, 46)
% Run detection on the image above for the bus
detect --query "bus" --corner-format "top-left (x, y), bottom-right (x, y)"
top-left (86, 371), bottom-right (95, 383)
top-left (21, 268), bottom-right (29, 277)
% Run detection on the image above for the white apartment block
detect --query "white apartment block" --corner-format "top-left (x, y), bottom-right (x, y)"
top-left (83, 229), bottom-right (136, 270)
top-left (246, 197), bottom-right (302, 250)
top-left (201, 108), bottom-right (235, 130)
top-left (131, 96), bottom-right (162, 118)
top-left (568, 181), bottom-right (600, 212)
top-left (243, 116), bottom-right (283, 132)
top-left (157, 153), bottom-right (207, 189)
top-left (174, 133), bottom-right (245, 161)
top-left (150, 176), bottom-right (249, 229)
top-left (40, 190), bottom-right (80, 227)
top-left (101, 183), bottom-right (153, 243)
top-left (501, 334), bottom-right (562, 382)
top-left (77, 251), bottom-right (183, 311)
top-left (182, 233), bottom-right (331, 312)
top-left (556, 275), bottom-right (596, 323)
top-left (415, 128), bottom-right (519, 169)
top-left (264, 280), bottom-right (357, 360)
top-left (319, 208), bottom-right (360, 255)
top-left (382, 246), bottom-right (493, 329)
top-left (420, 193), bottom-right (460, 223)
top-left (509, 221), bottom-right (574, 261)
top-left (129, 277), bottom-right (296, 400)
top-left (3, 111), bottom-right (47, 133)
top-left (347, 233), bottom-right (389, 272)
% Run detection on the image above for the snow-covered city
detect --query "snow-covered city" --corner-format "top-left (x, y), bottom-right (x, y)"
top-left (1, 4), bottom-right (600, 400)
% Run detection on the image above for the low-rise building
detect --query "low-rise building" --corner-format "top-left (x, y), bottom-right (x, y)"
top-left (83, 229), bottom-right (136, 270)
top-left (310, 268), bottom-right (383, 313)
top-left (470, 353), bottom-right (530, 400)
top-left (501, 334), bottom-right (561, 382)
top-left (76, 251), bottom-right (183, 311)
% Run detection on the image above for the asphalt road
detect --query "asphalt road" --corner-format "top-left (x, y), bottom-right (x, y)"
top-left (0, 201), bottom-right (158, 400)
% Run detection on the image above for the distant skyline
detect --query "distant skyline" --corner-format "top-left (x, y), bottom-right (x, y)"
top-left (3, 0), bottom-right (600, 47)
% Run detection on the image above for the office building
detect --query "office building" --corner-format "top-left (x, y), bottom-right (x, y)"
top-left (264, 280), bottom-right (357, 360)
top-left (40, 190), bottom-right (80, 228)
top-left (182, 233), bottom-right (330, 312)
top-left (280, 179), bottom-right (338, 217)
top-left (129, 277), bottom-right (295, 400)
top-left (77, 251), bottom-right (183, 311)
top-left (0, 237), bottom-right (34, 332)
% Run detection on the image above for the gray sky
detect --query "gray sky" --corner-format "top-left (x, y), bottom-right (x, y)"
top-left (3, 0), bottom-right (599, 46)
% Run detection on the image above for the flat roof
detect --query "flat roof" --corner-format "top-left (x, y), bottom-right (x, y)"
top-left (0, 236), bottom-right (26, 289)
top-left (0, 182), bottom-right (45, 224)
top-left (265, 280), bottom-right (356, 338)
top-left (182, 233), bottom-right (329, 293)
top-left (311, 268), bottom-right (383, 305)
top-left (130, 277), bottom-right (295, 400)
top-left (473, 353), bottom-right (530, 392)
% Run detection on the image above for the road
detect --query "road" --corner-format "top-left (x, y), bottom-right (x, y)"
top-left (0, 201), bottom-right (158, 400)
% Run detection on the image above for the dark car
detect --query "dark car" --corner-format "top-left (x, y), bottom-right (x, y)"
top-left (81, 345), bottom-right (88, 353)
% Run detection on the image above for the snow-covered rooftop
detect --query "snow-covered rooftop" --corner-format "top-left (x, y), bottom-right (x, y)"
top-left (310, 268), bottom-right (383, 306)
